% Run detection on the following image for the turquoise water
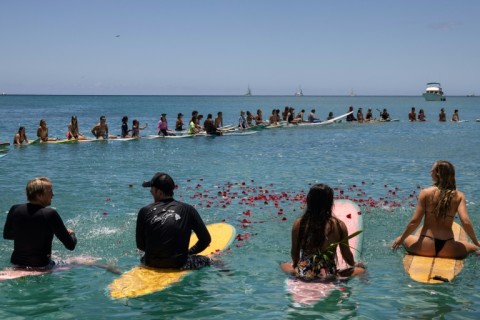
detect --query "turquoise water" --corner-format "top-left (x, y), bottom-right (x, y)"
top-left (1, 95), bottom-right (480, 319)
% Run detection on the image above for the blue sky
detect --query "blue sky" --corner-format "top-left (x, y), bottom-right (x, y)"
top-left (1, 0), bottom-right (479, 95)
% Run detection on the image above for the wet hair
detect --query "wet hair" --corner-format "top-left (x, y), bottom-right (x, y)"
top-left (432, 161), bottom-right (457, 219)
top-left (122, 116), bottom-right (128, 123)
top-left (298, 184), bottom-right (335, 252)
top-left (18, 126), bottom-right (25, 133)
top-left (26, 177), bottom-right (52, 201)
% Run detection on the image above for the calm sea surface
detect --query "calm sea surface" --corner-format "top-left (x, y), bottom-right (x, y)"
top-left (1, 95), bottom-right (480, 319)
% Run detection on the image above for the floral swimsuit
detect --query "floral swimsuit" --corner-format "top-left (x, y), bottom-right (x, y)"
top-left (295, 251), bottom-right (337, 281)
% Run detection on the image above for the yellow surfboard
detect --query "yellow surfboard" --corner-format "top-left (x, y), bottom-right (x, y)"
top-left (403, 222), bottom-right (468, 283)
top-left (109, 222), bottom-right (236, 299)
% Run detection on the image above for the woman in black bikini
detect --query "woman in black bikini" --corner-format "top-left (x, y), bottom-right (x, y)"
top-left (392, 160), bottom-right (480, 258)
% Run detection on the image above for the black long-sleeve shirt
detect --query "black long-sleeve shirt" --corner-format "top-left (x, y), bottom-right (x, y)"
top-left (136, 198), bottom-right (211, 268)
top-left (3, 203), bottom-right (77, 267)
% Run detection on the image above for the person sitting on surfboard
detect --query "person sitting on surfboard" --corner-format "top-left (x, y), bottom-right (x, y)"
top-left (120, 116), bottom-right (131, 138)
top-left (308, 109), bottom-right (320, 123)
top-left (365, 108), bottom-right (374, 121)
top-left (36, 119), bottom-right (57, 142)
top-left (380, 108), bottom-right (390, 121)
top-left (131, 119), bottom-right (147, 138)
top-left (451, 109), bottom-right (460, 122)
top-left (66, 115), bottom-right (87, 140)
top-left (346, 106), bottom-right (357, 122)
top-left (137, 172), bottom-right (212, 269)
top-left (175, 113), bottom-right (184, 131)
top-left (13, 126), bottom-right (29, 145)
top-left (392, 160), bottom-right (480, 258)
top-left (438, 108), bottom-right (447, 122)
top-left (204, 114), bottom-right (222, 136)
top-left (281, 184), bottom-right (365, 280)
top-left (3, 177), bottom-right (77, 269)
top-left (91, 115), bottom-right (109, 139)
top-left (214, 111), bottom-right (223, 129)
top-left (158, 113), bottom-right (173, 136)
top-left (254, 109), bottom-right (264, 125)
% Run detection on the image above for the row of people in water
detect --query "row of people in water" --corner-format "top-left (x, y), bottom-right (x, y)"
top-left (408, 107), bottom-right (463, 122)
top-left (12, 116), bottom-right (149, 144)
top-left (4, 161), bottom-right (479, 282)
top-left (346, 106), bottom-right (466, 122)
top-left (9, 105), bottom-right (471, 144)
top-left (10, 108), bottom-right (327, 144)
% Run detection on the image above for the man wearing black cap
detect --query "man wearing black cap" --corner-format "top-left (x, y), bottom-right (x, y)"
top-left (136, 173), bottom-right (212, 269)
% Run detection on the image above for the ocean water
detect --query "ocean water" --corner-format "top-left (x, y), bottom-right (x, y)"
top-left (1, 95), bottom-right (480, 319)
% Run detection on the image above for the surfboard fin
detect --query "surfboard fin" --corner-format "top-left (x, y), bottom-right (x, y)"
top-left (432, 275), bottom-right (449, 282)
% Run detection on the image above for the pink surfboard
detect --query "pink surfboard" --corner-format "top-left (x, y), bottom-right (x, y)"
top-left (285, 199), bottom-right (364, 305)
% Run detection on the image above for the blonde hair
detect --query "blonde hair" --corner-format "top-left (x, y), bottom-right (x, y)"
top-left (26, 177), bottom-right (52, 201)
top-left (432, 160), bottom-right (457, 219)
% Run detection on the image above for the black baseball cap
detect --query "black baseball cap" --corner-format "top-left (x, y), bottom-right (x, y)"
top-left (142, 172), bottom-right (175, 195)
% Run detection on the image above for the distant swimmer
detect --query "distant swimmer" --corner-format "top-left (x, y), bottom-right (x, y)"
top-left (132, 119), bottom-right (148, 138)
top-left (37, 119), bottom-right (57, 142)
top-left (204, 113), bottom-right (222, 136)
top-left (408, 107), bottom-right (417, 122)
top-left (254, 109), bottom-right (264, 125)
top-left (13, 126), bottom-right (29, 145)
top-left (357, 107), bottom-right (364, 123)
top-left (308, 109), bottom-right (320, 123)
top-left (175, 113), bottom-right (184, 131)
top-left (380, 108), bottom-right (391, 121)
top-left (451, 109), bottom-right (460, 122)
top-left (418, 109), bottom-right (427, 121)
top-left (238, 111), bottom-right (248, 129)
top-left (346, 106), bottom-right (357, 122)
top-left (91, 115), bottom-right (110, 139)
top-left (121, 116), bottom-right (131, 138)
top-left (214, 112), bottom-right (224, 129)
top-left (67, 115), bottom-right (87, 140)
top-left (158, 114), bottom-right (174, 136)
top-left (439, 108), bottom-right (447, 122)
top-left (365, 108), bottom-right (374, 121)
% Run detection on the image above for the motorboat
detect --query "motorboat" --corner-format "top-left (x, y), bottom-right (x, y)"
top-left (423, 82), bottom-right (446, 101)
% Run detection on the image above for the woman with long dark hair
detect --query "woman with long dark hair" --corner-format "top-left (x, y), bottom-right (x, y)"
top-left (281, 184), bottom-right (364, 280)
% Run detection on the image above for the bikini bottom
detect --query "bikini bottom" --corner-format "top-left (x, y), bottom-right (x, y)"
top-left (419, 234), bottom-right (454, 256)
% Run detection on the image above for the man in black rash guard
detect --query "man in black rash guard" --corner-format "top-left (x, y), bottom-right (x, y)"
top-left (3, 177), bottom-right (77, 269)
top-left (136, 172), bottom-right (212, 269)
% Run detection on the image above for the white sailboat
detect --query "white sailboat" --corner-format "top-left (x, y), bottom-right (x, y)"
top-left (245, 85), bottom-right (252, 96)
top-left (294, 86), bottom-right (303, 96)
